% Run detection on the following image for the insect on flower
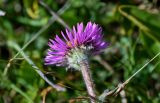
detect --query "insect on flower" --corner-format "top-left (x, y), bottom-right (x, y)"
top-left (45, 22), bottom-right (109, 70)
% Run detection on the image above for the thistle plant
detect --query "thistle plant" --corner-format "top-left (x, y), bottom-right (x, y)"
top-left (45, 22), bottom-right (109, 103)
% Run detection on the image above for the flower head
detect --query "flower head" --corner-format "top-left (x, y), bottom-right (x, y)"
top-left (45, 22), bottom-right (109, 70)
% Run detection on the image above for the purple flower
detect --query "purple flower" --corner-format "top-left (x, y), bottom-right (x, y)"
top-left (45, 22), bottom-right (109, 69)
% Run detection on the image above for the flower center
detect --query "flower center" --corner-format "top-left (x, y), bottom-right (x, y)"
top-left (65, 45), bottom-right (93, 70)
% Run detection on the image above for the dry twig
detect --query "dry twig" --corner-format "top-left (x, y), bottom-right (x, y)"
top-left (99, 51), bottom-right (160, 102)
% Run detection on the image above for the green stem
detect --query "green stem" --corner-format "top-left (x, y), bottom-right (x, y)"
top-left (9, 41), bottom-right (66, 91)
top-left (118, 5), bottom-right (159, 42)
top-left (3, 1), bottom-right (70, 76)
top-left (124, 51), bottom-right (160, 85)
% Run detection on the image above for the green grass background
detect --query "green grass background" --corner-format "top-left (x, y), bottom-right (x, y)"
top-left (0, 0), bottom-right (160, 103)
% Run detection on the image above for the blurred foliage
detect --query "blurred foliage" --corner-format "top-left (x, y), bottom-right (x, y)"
top-left (0, 0), bottom-right (160, 103)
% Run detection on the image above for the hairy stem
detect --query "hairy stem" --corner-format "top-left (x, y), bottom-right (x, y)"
top-left (80, 60), bottom-right (96, 103)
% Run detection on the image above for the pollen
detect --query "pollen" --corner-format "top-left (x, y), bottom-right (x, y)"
top-left (67, 39), bottom-right (78, 47)
top-left (66, 41), bottom-right (72, 47)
